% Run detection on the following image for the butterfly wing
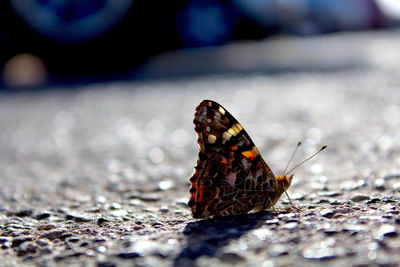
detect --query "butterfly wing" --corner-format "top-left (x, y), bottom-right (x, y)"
top-left (189, 100), bottom-right (280, 218)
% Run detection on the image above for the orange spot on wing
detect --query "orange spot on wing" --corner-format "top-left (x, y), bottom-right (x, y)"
top-left (241, 150), bottom-right (256, 160)
top-left (230, 145), bottom-right (238, 151)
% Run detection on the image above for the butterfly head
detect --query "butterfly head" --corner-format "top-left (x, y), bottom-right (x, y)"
top-left (276, 174), bottom-right (293, 191)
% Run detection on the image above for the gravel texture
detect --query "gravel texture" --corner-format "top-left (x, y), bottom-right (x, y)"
top-left (1, 32), bottom-right (400, 266)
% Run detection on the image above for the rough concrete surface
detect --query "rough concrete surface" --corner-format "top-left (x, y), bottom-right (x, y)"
top-left (1, 32), bottom-right (400, 266)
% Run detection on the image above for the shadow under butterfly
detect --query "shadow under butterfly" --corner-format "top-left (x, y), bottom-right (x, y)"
top-left (174, 211), bottom-right (276, 266)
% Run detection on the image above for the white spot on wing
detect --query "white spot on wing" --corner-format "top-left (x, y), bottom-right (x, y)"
top-left (208, 134), bottom-right (217, 144)
top-left (228, 128), bottom-right (238, 136)
top-left (222, 131), bottom-right (232, 140)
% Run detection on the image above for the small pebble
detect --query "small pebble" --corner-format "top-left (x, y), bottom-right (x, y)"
top-left (174, 210), bottom-right (184, 215)
top-left (97, 246), bottom-right (107, 253)
top-left (110, 203), bottom-right (122, 210)
top-left (329, 200), bottom-right (347, 205)
top-left (302, 247), bottom-right (337, 260)
top-left (152, 222), bottom-right (164, 228)
top-left (375, 225), bottom-right (398, 240)
top-left (12, 236), bottom-right (34, 247)
top-left (3, 229), bottom-right (27, 237)
top-left (86, 207), bottom-right (101, 213)
top-left (374, 178), bottom-right (386, 191)
top-left (116, 252), bottom-right (141, 259)
top-left (366, 198), bottom-right (381, 204)
top-left (5, 223), bottom-right (28, 229)
top-left (393, 182), bottom-right (400, 190)
top-left (265, 219), bottom-right (280, 225)
top-left (219, 252), bottom-right (245, 263)
top-left (16, 242), bottom-right (37, 256)
top-left (252, 228), bottom-right (273, 240)
top-left (110, 210), bottom-right (128, 217)
top-left (324, 230), bottom-right (339, 236)
top-left (40, 229), bottom-right (66, 240)
top-left (331, 208), bottom-right (355, 216)
top-left (281, 222), bottom-right (299, 230)
top-left (129, 199), bottom-right (143, 206)
top-left (73, 216), bottom-right (92, 223)
top-left (175, 198), bottom-right (189, 206)
top-left (59, 233), bottom-right (73, 240)
top-left (1, 243), bottom-right (11, 249)
top-left (159, 206), bottom-right (169, 213)
top-left (93, 237), bottom-right (107, 243)
top-left (384, 174), bottom-right (400, 180)
top-left (36, 239), bottom-right (49, 246)
top-left (382, 196), bottom-right (397, 203)
top-left (277, 213), bottom-right (297, 221)
top-left (158, 180), bottom-right (174, 191)
top-left (96, 196), bottom-right (107, 204)
top-left (141, 208), bottom-right (155, 212)
top-left (344, 179), bottom-right (367, 191)
top-left (12, 210), bottom-right (34, 217)
top-left (268, 244), bottom-right (289, 257)
top-left (80, 241), bottom-right (89, 247)
top-left (319, 191), bottom-right (342, 197)
top-left (34, 213), bottom-right (51, 220)
top-left (129, 193), bottom-right (160, 202)
top-left (97, 217), bottom-right (109, 225)
top-left (67, 237), bottom-right (80, 243)
top-left (351, 195), bottom-right (370, 202)
top-left (97, 261), bottom-right (118, 267)
top-left (37, 224), bottom-right (56, 231)
top-left (321, 209), bottom-right (336, 218)
top-left (0, 237), bottom-right (11, 244)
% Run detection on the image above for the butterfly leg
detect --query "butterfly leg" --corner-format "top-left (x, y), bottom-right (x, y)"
top-left (261, 194), bottom-right (276, 212)
top-left (284, 191), bottom-right (302, 212)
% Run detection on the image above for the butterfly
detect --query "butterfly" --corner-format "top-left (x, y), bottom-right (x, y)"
top-left (188, 100), bottom-right (326, 218)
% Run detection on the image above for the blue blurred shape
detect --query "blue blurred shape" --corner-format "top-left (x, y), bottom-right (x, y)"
top-left (177, 0), bottom-right (236, 47)
top-left (10, 0), bottom-right (133, 43)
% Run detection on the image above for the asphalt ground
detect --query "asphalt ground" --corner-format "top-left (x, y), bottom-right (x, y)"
top-left (0, 31), bottom-right (400, 266)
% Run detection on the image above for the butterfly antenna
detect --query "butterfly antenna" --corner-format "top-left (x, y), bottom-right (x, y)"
top-left (285, 145), bottom-right (327, 175)
top-left (283, 141), bottom-right (302, 175)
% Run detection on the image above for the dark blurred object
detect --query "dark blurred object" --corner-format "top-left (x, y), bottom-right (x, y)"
top-left (10, 0), bottom-right (134, 43)
top-left (0, 0), bottom-right (185, 82)
top-left (0, 0), bottom-right (399, 87)
top-left (176, 0), bottom-right (238, 47)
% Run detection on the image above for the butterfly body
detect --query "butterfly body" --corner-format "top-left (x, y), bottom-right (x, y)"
top-left (188, 100), bottom-right (292, 218)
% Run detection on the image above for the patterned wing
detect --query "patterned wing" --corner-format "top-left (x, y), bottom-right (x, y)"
top-left (188, 100), bottom-right (280, 218)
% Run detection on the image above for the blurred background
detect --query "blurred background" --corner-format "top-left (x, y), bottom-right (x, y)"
top-left (1, 0), bottom-right (400, 88)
